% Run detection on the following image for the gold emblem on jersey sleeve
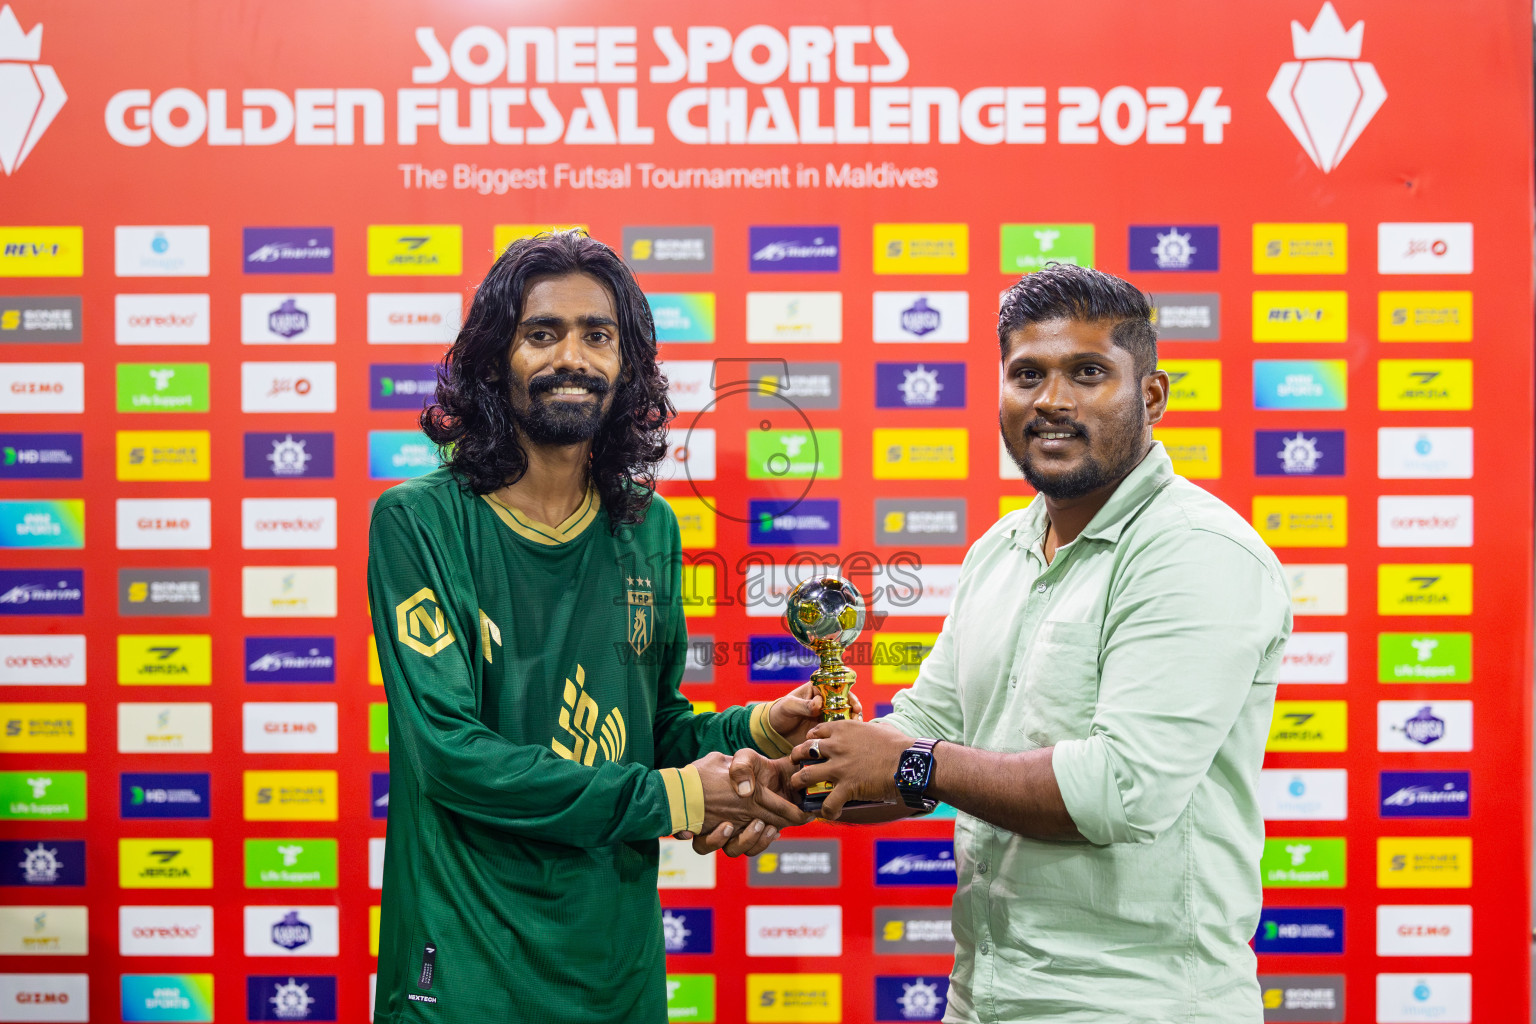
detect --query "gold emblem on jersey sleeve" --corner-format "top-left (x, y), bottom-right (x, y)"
top-left (395, 587), bottom-right (455, 656)
top-left (627, 576), bottom-right (654, 656)
top-left (552, 664), bottom-right (627, 764)
top-left (479, 610), bottom-right (501, 664)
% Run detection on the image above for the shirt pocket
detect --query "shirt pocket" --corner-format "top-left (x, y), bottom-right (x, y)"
top-left (1018, 620), bottom-right (1102, 748)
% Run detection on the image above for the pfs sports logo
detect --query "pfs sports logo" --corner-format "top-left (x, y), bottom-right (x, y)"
top-left (0, 6), bottom-right (65, 176)
top-left (1268, 3), bottom-right (1386, 173)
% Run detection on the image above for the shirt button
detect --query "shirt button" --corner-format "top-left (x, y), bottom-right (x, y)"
top-left (1035, 582), bottom-right (1048, 593)
top-left (977, 860), bottom-right (989, 874)
top-left (979, 941), bottom-right (991, 954)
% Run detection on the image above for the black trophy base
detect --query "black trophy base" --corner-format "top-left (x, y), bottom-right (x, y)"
top-left (798, 753), bottom-right (894, 814)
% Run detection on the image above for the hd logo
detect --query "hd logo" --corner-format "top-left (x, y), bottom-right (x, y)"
top-left (395, 588), bottom-right (454, 656)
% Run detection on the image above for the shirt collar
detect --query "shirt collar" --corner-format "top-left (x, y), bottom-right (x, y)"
top-left (1007, 441), bottom-right (1177, 549)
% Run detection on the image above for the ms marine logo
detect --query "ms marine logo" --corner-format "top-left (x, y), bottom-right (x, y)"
top-left (395, 587), bottom-right (455, 656)
top-left (552, 665), bottom-right (626, 765)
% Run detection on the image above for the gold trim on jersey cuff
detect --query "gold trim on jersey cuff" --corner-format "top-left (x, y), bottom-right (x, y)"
top-left (750, 701), bottom-right (795, 758)
top-left (660, 766), bottom-right (705, 836)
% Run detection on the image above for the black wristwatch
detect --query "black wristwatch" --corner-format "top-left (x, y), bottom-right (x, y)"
top-left (894, 738), bottom-right (940, 810)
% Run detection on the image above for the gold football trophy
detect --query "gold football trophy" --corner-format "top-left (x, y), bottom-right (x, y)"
top-left (785, 575), bottom-right (886, 812)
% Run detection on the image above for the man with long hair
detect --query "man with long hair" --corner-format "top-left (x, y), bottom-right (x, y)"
top-left (366, 231), bottom-right (827, 1023)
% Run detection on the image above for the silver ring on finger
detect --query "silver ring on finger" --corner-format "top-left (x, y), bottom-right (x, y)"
top-left (808, 738), bottom-right (821, 759)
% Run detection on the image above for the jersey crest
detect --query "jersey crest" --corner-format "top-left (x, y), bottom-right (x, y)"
top-left (552, 664), bottom-right (627, 765)
top-left (626, 576), bottom-right (654, 656)
top-left (396, 587), bottom-right (455, 657)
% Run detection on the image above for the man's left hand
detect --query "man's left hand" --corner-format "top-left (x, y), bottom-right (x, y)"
top-left (789, 720), bottom-right (912, 819)
top-left (768, 681), bottom-right (864, 748)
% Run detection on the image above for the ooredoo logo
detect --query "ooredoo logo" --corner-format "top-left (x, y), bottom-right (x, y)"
top-left (0, 6), bottom-right (66, 176)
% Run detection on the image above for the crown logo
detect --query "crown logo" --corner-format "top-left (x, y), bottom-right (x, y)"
top-left (0, 5), bottom-right (65, 176)
top-left (1290, 2), bottom-right (1364, 60)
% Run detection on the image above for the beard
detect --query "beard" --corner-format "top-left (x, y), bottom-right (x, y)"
top-left (1001, 396), bottom-right (1147, 501)
top-left (508, 369), bottom-right (613, 446)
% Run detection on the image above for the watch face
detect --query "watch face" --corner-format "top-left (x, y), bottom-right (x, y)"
top-left (897, 751), bottom-right (929, 787)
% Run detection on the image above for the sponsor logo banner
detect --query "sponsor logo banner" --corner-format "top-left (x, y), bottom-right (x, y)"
top-left (669, 497), bottom-right (715, 549)
top-left (369, 363), bottom-right (438, 411)
top-left (873, 428), bottom-right (968, 480)
top-left (681, 634), bottom-right (714, 683)
top-left (116, 498), bottom-right (211, 551)
top-left (240, 361), bottom-right (338, 413)
top-left (242, 703), bottom-right (339, 754)
top-left (1150, 292), bottom-right (1220, 340)
top-left (0, 570), bottom-right (83, 616)
top-left (0, 772), bottom-right (85, 821)
top-left (1378, 495), bottom-right (1472, 547)
top-left (118, 569), bottom-right (209, 617)
top-left (875, 975), bottom-right (949, 1021)
top-left (747, 361), bottom-right (841, 410)
top-left (748, 499), bottom-right (839, 546)
top-left (657, 429), bottom-right (715, 483)
top-left (1278, 633), bottom-right (1347, 684)
top-left (1161, 358), bottom-right (1221, 411)
top-left (1129, 225), bottom-right (1218, 272)
top-left (746, 292), bottom-right (842, 343)
top-left (875, 499), bottom-right (965, 546)
top-left (663, 908), bottom-right (713, 954)
top-left (243, 771), bottom-right (339, 821)
top-left (246, 976), bottom-right (337, 1022)
top-left (872, 291), bottom-right (968, 343)
top-left (116, 363), bottom-right (209, 413)
top-left (241, 498), bottom-right (338, 550)
top-left (0, 840), bottom-right (86, 886)
top-left (0, 226), bottom-right (84, 278)
top-left (366, 225), bottom-right (461, 276)
top-left (1000, 224), bottom-right (1093, 272)
top-left (1377, 427), bottom-right (1472, 479)
top-left (1258, 975), bottom-right (1344, 1023)
top-left (1252, 223), bottom-right (1347, 274)
top-left (744, 974), bottom-right (840, 1024)
top-left (119, 839), bottom-right (213, 889)
top-left (368, 837), bottom-right (384, 889)
top-left (1378, 290), bottom-right (1472, 342)
top-left (872, 223), bottom-right (968, 274)
top-left (1381, 771), bottom-right (1470, 819)
top-left (1378, 632), bottom-right (1471, 683)
top-left (0, 636), bottom-right (84, 685)
top-left (875, 362), bottom-right (964, 409)
top-left (747, 840), bottom-right (840, 887)
top-left (115, 226), bottom-right (209, 278)
top-left (117, 635), bottom-right (212, 685)
top-left (661, 359), bottom-right (712, 412)
top-left (1375, 974), bottom-right (1471, 1023)
top-left (746, 905), bottom-right (842, 957)
top-left (1255, 429), bottom-right (1344, 477)
top-left (1378, 359), bottom-right (1472, 411)
top-left (663, 974), bottom-right (714, 1024)
top-left (1258, 770), bottom-right (1347, 821)
top-left (746, 635), bottom-right (820, 682)
top-left (1253, 360), bottom-right (1348, 410)
top-left (0, 297), bottom-right (80, 343)
top-left (746, 429), bottom-right (841, 480)
top-left (114, 294), bottom-right (208, 346)
top-left (367, 430), bottom-right (440, 480)
top-left (1253, 907), bottom-right (1344, 954)
top-left (244, 432), bottom-right (334, 479)
top-left (117, 703), bottom-right (213, 753)
top-left (369, 773), bottom-right (388, 820)
top-left (0, 905), bottom-right (87, 955)
top-left (0, 363), bottom-right (84, 414)
top-left (0, 973), bottom-right (89, 1022)
top-left (1378, 836), bottom-right (1472, 888)
top-left (243, 228), bottom-right (334, 274)
top-left (1377, 564), bottom-right (1472, 616)
top-left (648, 293), bottom-right (715, 342)
top-left (240, 293), bottom-right (337, 345)
top-left (870, 633), bottom-right (937, 686)
top-left (872, 564), bottom-right (960, 619)
top-left (0, 703), bottom-right (84, 753)
top-left (492, 225), bottom-right (588, 253)
top-left (0, 501), bottom-right (82, 549)
top-left (1261, 837), bottom-right (1346, 887)
top-left (657, 837), bottom-right (716, 889)
top-left (874, 907), bottom-right (954, 954)
top-left (120, 974), bottom-right (214, 1022)
top-left (622, 226), bottom-right (713, 272)
top-left (119, 906), bottom-right (214, 957)
top-left (1378, 222), bottom-right (1473, 275)
top-left (120, 773), bottom-right (210, 820)
top-left (0, 434), bottom-right (81, 480)
top-left (365, 293), bottom-right (461, 344)
top-left (874, 840), bottom-right (957, 886)
top-left (749, 225), bottom-right (840, 272)
top-left (245, 637), bottom-right (336, 684)
top-left (1378, 701), bottom-right (1473, 752)
top-left (1156, 427), bottom-right (1221, 479)
top-left (115, 430), bottom-right (210, 482)
top-left (1253, 496), bottom-right (1347, 548)
top-left (241, 567), bottom-right (339, 618)
top-left (1376, 905), bottom-right (1472, 957)
top-left (1252, 291), bottom-right (1348, 342)
top-left (245, 839), bottom-right (338, 889)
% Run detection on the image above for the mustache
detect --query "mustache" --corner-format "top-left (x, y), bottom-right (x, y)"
top-left (1023, 417), bottom-right (1089, 439)
top-left (528, 371), bottom-right (611, 397)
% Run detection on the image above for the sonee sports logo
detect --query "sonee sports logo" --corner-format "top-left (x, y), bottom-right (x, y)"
top-left (395, 588), bottom-right (454, 656)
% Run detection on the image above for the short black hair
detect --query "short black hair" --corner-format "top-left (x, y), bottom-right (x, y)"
top-left (997, 262), bottom-right (1158, 378)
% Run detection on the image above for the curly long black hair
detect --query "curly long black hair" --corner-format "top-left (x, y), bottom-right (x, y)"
top-left (421, 230), bottom-right (673, 526)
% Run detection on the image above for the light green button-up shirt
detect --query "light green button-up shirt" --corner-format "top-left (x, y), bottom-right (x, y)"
top-left (884, 443), bottom-right (1292, 1024)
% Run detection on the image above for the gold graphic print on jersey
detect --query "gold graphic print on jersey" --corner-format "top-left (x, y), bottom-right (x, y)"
top-left (627, 575), bottom-right (654, 656)
top-left (396, 588), bottom-right (456, 656)
top-left (551, 665), bottom-right (627, 765)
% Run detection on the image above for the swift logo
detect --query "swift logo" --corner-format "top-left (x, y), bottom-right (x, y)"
top-left (0, 5), bottom-right (66, 176)
top-left (1268, 3), bottom-right (1386, 173)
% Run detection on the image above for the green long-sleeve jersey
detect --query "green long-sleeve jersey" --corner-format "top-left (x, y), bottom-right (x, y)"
top-left (366, 469), bottom-right (789, 1024)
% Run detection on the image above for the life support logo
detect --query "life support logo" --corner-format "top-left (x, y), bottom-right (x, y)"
top-left (395, 588), bottom-right (454, 656)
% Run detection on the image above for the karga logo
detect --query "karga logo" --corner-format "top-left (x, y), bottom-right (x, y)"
top-left (1268, 3), bottom-right (1386, 173)
top-left (0, 5), bottom-right (66, 176)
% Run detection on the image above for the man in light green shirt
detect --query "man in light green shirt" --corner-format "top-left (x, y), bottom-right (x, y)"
top-left (791, 264), bottom-right (1292, 1023)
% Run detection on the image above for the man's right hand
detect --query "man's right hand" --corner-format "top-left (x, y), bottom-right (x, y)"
top-left (684, 749), bottom-right (810, 856)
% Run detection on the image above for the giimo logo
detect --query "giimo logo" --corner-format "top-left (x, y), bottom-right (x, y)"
top-left (0, 5), bottom-right (65, 176)
top-left (396, 587), bottom-right (454, 656)
top-left (1268, 3), bottom-right (1385, 173)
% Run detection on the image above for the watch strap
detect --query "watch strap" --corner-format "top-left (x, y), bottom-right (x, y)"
top-left (896, 738), bottom-right (940, 809)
